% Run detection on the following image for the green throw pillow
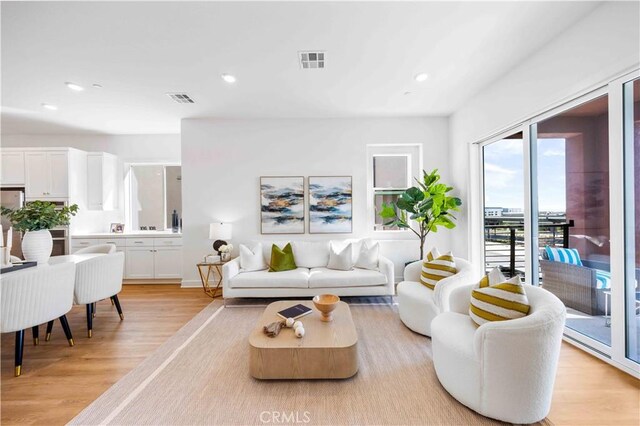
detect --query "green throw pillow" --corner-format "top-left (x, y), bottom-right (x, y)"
top-left (269, 243), bottom-right (297, 272)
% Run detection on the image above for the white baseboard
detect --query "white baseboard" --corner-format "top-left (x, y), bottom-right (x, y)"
top-left (181, 279), bottom-right (203, 288)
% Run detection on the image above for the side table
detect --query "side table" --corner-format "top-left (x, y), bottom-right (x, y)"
top-left (196, 260), bottom-right (231, 298)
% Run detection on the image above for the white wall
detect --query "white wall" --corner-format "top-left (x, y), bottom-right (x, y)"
top-left (1, 133), bottom-right (181, 233)
top-left (180, 117), bottom-right (452, 285)
top-left (449, 1), bottom-right (640, 263)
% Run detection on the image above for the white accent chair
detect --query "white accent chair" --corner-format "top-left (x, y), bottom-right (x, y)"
top-left (74, 244), bottom-right (116, 254)
top-left (396, 258), bottom-right (474, 336)
top-left (1, 262), bottom-right (77, 376)
top-left (431, 284), bottom-right (566, 424)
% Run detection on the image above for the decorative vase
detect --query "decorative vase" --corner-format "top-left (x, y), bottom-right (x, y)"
top-left (221, 252), bottom-right (230, 262)
top-left (22, 229), bottom-right (53, 264)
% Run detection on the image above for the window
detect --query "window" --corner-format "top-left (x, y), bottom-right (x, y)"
top-left (128, 165), bottom-right (182, 231)
top-left (367, 145), bottom-right (422, 232)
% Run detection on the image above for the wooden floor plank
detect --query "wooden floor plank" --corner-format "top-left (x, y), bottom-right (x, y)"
top-left (2, 285), bottom-right (639, 425)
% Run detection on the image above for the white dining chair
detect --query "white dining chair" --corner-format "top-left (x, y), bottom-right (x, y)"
top-left (1, 262), bottom-right (77, 376)
top-left (73, 252), bottom-right (125, 337)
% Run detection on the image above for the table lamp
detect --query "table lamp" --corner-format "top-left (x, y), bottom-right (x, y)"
top-left (209, 222), bottom-right (232, 254)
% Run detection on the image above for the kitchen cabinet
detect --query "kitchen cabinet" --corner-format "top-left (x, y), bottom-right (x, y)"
top-left (87, 152), bottom-right (118, 210)
top-left (72, 235), bottom-right (182, 280)
top-left (125, 247), bottom-right (156, 279)
top-left (25, 151), bottom-right (69, 198)
top-left (0, 151), bottom-right (25, 186)
top-left (154, 247), bottom-right (183, 279)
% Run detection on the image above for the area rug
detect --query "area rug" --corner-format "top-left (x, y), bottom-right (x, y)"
top-left (70, 301), bottom-right (550, 425)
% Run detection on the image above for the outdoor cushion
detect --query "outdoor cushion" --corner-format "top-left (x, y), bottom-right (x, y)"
top-left (545, 246), bottom-right (582, 266)
top-left (595, 270), bottom-right (611, 290)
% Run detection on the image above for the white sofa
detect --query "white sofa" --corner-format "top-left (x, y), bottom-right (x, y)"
top-left (431, 284), bottom-right (566, 424)
top-left (222, 240), bottom-right (394, 299)
top-left (397, 258), bottom-right (475, 336)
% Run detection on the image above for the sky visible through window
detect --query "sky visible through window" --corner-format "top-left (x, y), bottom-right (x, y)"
top-left (483, 138), bottom-right (566, 213)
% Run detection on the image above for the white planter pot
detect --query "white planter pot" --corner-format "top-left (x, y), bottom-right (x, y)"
top-left (22, 230), bottom-right (53, 264)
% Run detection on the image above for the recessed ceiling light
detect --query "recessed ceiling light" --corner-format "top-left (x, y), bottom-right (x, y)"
top-left (92, 83), bottom-right (103, 89)
top-left (65, 82), bottom-right (84, 91)
top-left (414, 73), bottom-right (429, 82)
top-left (41, 103), bottom-right (58, 110)
top-left (221, 74), bottom-right (236, 84)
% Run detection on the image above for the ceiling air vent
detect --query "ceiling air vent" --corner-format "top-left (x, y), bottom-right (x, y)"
top-left (166, 93), bottom-right (195, 104)
top-left (299, 51), bottom-right (325, 69)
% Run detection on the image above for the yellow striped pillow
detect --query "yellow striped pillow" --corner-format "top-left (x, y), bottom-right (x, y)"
top-left (477, 267), bottom-right (506, 289)
top-left (469, 275), bottom-right (531, 326)
top-left (420, 251), bottom-right (457, 290)
top-left (425, 247), bottom-right (440, 262)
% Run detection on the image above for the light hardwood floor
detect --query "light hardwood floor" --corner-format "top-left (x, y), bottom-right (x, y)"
top-left (1, 285), bottom-right (639, 425)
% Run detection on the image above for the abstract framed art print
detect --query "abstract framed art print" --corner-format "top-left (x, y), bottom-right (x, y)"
top-left (308, 176), bottom-right (353, 234)
top-left (260, 176), bottom-right (305, 234)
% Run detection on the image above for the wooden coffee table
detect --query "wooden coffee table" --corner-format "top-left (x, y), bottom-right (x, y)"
top-left (249, 300), bottom-right (358, 380)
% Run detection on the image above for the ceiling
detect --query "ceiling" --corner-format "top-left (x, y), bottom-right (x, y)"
top-left (1, 1), bottom-right (601, 135)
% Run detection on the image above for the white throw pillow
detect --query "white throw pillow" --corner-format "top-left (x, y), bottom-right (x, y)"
top-left (292, 241), bottom-right (330, 268)
top-left (239, 243), bottom-right (267, 271)
top-left (355, 241), bottom-right (379, 270)
top-left (327, 243), bottom-right (354, 271)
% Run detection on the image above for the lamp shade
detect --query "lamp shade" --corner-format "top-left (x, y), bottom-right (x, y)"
top-left (209, 223), bottom-right (232, 240)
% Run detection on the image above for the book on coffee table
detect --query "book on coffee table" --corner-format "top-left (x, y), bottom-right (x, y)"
top-left (276, 304), bottom-right (312, 320)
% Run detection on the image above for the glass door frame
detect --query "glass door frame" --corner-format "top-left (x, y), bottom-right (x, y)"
top-left (472, 124), bottom-right (529, 280)
top-left (528, 86), bottom-right (612, 359)
top-left (473, 69), bottom-right (640, 377)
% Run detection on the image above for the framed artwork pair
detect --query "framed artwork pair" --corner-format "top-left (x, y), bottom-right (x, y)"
top-left (260, 176), bottom-right (352, 234)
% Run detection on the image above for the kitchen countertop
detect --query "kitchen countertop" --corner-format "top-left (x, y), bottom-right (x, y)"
top-left (71, 231), bottom-right (182, 238)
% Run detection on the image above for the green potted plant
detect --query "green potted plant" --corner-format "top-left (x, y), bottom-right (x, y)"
top-left (379, 169), bottom-right (461, 261)
top-left (1, 201), bottom-right (78, 264)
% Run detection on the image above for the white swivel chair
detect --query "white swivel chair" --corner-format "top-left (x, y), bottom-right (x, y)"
top-left (431, 284), bottom-right (566, 424)
top-left (74, 244), bottom-right (116, 254)
top-left (1, 262), bottom-right (77, 376)
top-left (396, 258), bottom-right (474, 336)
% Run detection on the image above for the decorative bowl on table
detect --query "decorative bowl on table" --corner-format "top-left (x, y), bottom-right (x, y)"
top-left (312, 294), bottom-right (340, 322)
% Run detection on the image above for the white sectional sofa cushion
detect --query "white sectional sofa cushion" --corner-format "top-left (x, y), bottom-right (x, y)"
top-left (223, 239), bottom-right (394, 299)
top-left (229, 267), bottom-right (310, 289)
top-left (308, 267), bottom-right (387, 288)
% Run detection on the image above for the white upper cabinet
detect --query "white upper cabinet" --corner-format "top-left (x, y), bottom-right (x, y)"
top-left (0, 151), bottom-right (25, 186)
top-left (87, 152), bottom-right (118, 210)
top-left (47, 151), bottom-right (69, 197)
top-left (25, 151), bottom-right (69, 198)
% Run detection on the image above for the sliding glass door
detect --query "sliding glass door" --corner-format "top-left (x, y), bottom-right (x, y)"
top-left (533, 94), bottom-right (612, 348)
top-left (476, 70), bottom-right (640, 374)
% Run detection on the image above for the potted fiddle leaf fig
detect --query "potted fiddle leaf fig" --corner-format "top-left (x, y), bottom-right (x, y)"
top-left (1, 201), bottom-right (78, 264)
top-left (379, 169), bottom-right (461, 260)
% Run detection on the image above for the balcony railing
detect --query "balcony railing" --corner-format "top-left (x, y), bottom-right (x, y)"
top-left (484, 219), bottom-right (574, 278)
